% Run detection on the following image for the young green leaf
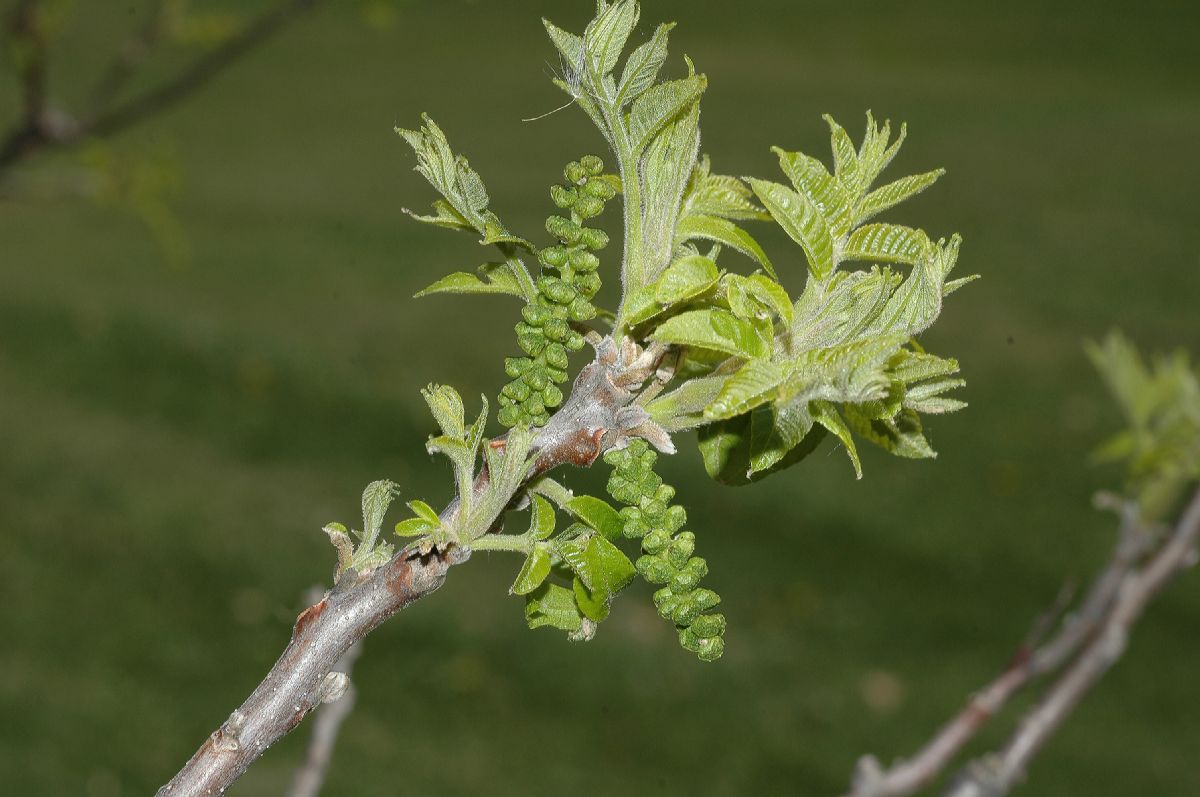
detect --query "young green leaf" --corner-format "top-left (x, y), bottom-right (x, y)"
top-left (748, 399), bottom-right (817, 475)
top-left (844, 406), bottom-right (935, 459)
top-left (528, 493), bottom-right (557, 540)
top-left (772, 146), bottom-right (852, 237)
top-left (511, 546), bottom-right (553, 596)
top-left (842, 223), bottom-right (930, 266)
top-left (564, 495), bottom-right (626, 541)
top-left (394, 517), bottom-right (435, 537)
top-left (417, 270), bottom-right (521, 299)
top-left (749, 178), bottom-right (834, 281)
top-left (704, 359), bottom-right (789, 421)
top-left (823, 114), bottom-right (861, 194)
top-left (421, 384), bottom-right (465, 439)
top-left (650, 308), bottom-right (770, 359)
top-left (725, 273), bottom-right (793, 325)
top-left (408, 500), bottom-right (441, 525)
top-left (360, 480), bottom-right (399, 541)
top-left (543, 18), bottom-right (585, 74)
top-left (583, 0), bottom-right (639, 78)
top-left (855, 169), bottom-right (944, 226)
top-left (812, 400), bottom-right (862, 478)
top-left (627, 74), bottom-right (706, 154)
top-left (616, 22), bottom-right (675, 106)
top-left (623, 254), bottom-right (721, 328)
top-left (697, 414), bottom-right (752, 484)
top-left (573, 577), bottom-right (611, 622)
top-left (675, 215), bottom-right (774, 278)
top-left (681, 155), bottom-right (768, 222)
top-left (525, 582), bottom-right (584, 633)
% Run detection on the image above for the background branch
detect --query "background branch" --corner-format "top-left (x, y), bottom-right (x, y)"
top-left (847, 488), bottom-right (1200, 797)
top-left (284, 587), bottom-right (364, 797)
top-left (0, 0), bottom-right (322, 174)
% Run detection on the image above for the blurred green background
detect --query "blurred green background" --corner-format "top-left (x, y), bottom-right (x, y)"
top-left (2, 1), bottom-right (1198, 794)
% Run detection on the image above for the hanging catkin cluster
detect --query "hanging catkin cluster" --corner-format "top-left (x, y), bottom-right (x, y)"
top-left (498, 155), bottom-right (616, 428)
top-left (605, 440), bottom-right (726, 661)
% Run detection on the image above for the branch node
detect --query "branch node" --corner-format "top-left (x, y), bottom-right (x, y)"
top-left (211, 710), bottom-right (246, 753)
top-left (314, 671), bottom-right (350, 705)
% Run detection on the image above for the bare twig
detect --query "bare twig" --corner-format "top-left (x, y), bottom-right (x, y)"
top-left (846, 489), bottom-right (1200, 797)
top-left (85, 0), bottom-right (320, 141)
top-left (285, 587), bottom-right (364, 797)
top-left (942, 487), bottom-right (1200, 797)
top-left (155, 337), bottom-right (668, 797)
top-left (86, 0), bottom-right (171, 115)
top-left (0, 0), bottom-right (322, 175)
top-left (0, 0), bottom-right (50, 169)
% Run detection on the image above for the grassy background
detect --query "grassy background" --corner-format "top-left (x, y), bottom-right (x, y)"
top-left (1, 0), bottom-right (1198, 794)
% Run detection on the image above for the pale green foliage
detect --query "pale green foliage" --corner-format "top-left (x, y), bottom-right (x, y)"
top-left (475, 478), bottom-right (640, 643)
top-left (392, 385), bottom-right (537, 551)
top-left (544, 1), bottom-right (712, 304)
top-left (396, 115), bottom-right (539, 304)
top-left (643, 114), bottom-right (972, 482)
top-left (1088, 332), bottom-right (1200, 518)
top-left (322, 480), bottom-right (399, 577)
top-left (376, 0), bottom-right (975, 660)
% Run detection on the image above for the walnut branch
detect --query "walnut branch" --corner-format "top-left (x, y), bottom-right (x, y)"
top-left (154, 336), bottom-right (667, 797)
top-left (284, 611), bottom-right (363, 797)
top-left (942, 486), bottom-right (1200, 796)
top-left (846, 488), bottom-right (1200, 797)
top-left (0, 0), bottom-right (322, 174)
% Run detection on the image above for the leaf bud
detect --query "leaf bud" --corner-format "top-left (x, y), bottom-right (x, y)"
top-left (689, 613), bottom-right (726, 639)
top-left (636, 553), bottom-right (674, 585)
top-left (667, 532), bottom-right (696, 568)
top-left (569, 250), bottom-right (599, 272)
top-left (564, 161), bottom-right (588, 184)
top-left (574, 196), bottom-right (604, 219)
top-left (582, 176), bottom-right (617, 200)
top-left (502, 380), bottom-right (531, 402)
top-left (515, 323), bottom-right (547, 355)
top-left (504, 357), bottom-right (530, 378)
top-left (544, 343), bottom-right (569, 369)
top-left (545, 215), bottom-right (582, 244)
top-left (542, 279), bottom-right (578, 305)
top-left (568, 297), bottom-right (596, 321)
top-left (522, 304), bottom-right (549, 325)
top-left (543, 318), bottom-right (570, 343)
top-left (579, 154), bottom-right (604, 175)
top-left (670, 557), bottom-right (708, 591)
top-left (549, 184), bottom-right (577, 208)
top-left (574, 272), bottom-right (602, 294)
top-left (498, 404), bottom-right (522, 427)
top-left (521, 394), bottom-right (545, 416)
top-left (664, 505), bottom-right (687, 532)
top-left (542, 384), bottom-right (564, 407)
top-left (580, 227), bottom-right (609, 250)
top-left (539, 245), bottom-right (568, 268)
top-left (641, 527), bottom-right (671, 553)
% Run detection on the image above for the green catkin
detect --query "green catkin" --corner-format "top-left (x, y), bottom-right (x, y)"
top-left (498, 155), bottom-right (616, 428)
top-left (604, 439), bottom-right (726, 661)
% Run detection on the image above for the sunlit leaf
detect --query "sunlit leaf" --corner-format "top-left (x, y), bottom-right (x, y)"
top-left (749, 178), bottom-right (834, 281)
top-left (651, 308), bottom-right (770, 358)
